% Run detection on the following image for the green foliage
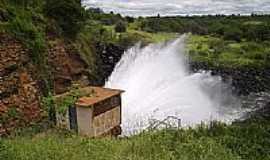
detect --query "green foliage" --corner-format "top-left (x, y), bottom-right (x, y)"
top-left (0, 106), bottom-right (21, 125)
top-left (86, 8), bottom-right (125, 26)
top-left (115, 30), bottom-right (177, 47)
top-left (74, 32), bottom-right (97, 75)
top-left (2, 1), bottom-right (52, 95)
top-left (6, 106), bottom-right (20, 119)
top-left (54, 88), bottom-right (81, 115)
top-left (0, 140), bottom-right (11, 159)
top-left (117, 32), bottom-right (148, 47)
top-left (242, 23), bottom-right (270, 42)
top-left (44, 0), bottom-right (86, 38)
top-left (1, 120), bottom-right (269, 160)
top-left (42, 85), bottom-right (94, 116)
top-left (4, 3), bottom-right (46, 64)
top-left (223, 26), bottom-right (242, 42)
top-left (187, 34), bottom-right (270, 69)
top-left (138, 15), bottom-right (270, 42)
top-left (115, 20), bottom-right (127, 33)
top-left (6, 0), bottom-right (32, 6)
top-left (41, 92), bottom-right (55, 121)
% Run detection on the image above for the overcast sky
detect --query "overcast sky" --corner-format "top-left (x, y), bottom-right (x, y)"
top-left (82, 0), bottom-right (270, 16)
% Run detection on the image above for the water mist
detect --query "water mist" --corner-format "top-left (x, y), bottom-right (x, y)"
top-left (106, 36), bottom-right (243, 135)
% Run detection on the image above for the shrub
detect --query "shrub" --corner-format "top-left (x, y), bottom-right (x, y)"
top-left (243, 24), bottom-right (270, 42)
top-left (115, 20), bottom-right (127, 33)
top-left (224, 26), bottom-right (242, 42)
top-left (4, 3), bottom-right (51, 94)
top-left (8, 16), bottom-right (46, 65)
top-left (44, 0), bottom-right (86, 38)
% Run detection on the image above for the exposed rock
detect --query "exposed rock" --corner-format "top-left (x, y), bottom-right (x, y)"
top-left (189, 61), bottom-right (270, 95)
top-left (47, 39), bottom-right (91, 94)
top-left (0, 34), bottom-right (41, 135)
top-left (241, 92), bottom-right (270, 121)
top-left (0, 33), bottom-right (126, 135)
top-left (95, 43), bottom-right (125, 85)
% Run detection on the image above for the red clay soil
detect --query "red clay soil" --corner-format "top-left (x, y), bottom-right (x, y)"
top-left (0, 34), bottom-right (41, 135)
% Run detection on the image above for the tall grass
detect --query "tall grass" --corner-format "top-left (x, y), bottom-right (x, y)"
top-left (1, 121), bottom-right (269, 160)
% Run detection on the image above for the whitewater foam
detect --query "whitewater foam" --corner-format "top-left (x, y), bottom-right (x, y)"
top-left (105, 36), bottom-right (243, 135)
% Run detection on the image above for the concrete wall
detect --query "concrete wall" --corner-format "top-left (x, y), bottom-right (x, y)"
top-left (93, 106), bottom-right (121, 137)
top-left (77, 107), bottom-right (94, 136)
top-left (76, 95), bottom-right (122, 137)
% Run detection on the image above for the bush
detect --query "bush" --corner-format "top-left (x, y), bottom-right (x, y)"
top-left (115, 20), bottom-right (127, 33)
top-left (224, 26), bottom-right (242, 42)
top-left (44, 0), bottom-right (86, 38)
top-left (4, 3), bottom-right (51, 93)
top-left (243, 24), bottom-right (270, 42)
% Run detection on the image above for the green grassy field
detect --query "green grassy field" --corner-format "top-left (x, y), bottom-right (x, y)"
top-left (101, 24), bottom-right (177, 46)
top-left (186, 35), bottom-right (270, 69)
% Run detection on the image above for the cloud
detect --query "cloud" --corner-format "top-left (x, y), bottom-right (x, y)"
top-left (82, 0), bottom-right (270, 16)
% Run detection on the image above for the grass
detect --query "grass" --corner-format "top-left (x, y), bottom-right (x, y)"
top-left (1, 1), bottom-right (52, 93)
top-left (186, 35), bottom-right (270, 69)
top-left (126, 29), bottom-right (178, 43)
top-left (101, 24), bottom-right (177, 46)
top-left (1, 120), bottom-right (270, 160)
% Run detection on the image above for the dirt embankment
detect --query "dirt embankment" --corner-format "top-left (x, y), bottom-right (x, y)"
top-left (0, 30), bottom-right (129, 135)
top-left (0, 34), bottom-right (41, 134)
top-left (0, 34), bottom-right (97, 135)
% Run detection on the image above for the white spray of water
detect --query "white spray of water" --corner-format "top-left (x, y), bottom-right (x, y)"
top-left (105, 36), bottom-right (243, 135)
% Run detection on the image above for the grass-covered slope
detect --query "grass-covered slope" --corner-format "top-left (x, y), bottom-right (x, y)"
top-left (100, 24), bottom-right (177, 47)
top-left (1, 120), bottom-right (269, 160)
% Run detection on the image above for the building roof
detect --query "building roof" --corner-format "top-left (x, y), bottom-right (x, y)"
top-left (75, 87), bottom-right (124, 108)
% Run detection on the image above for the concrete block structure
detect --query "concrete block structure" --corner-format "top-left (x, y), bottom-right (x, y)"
top-left (55, 87), bottom-right (123, 137)
top-left (76, 87), bottom-right (123, 137)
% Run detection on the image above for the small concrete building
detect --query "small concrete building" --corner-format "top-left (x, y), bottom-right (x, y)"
top-left (76, 87), bottom-right (123, 137)
top-left (55, 87), bottom-right (124, 137)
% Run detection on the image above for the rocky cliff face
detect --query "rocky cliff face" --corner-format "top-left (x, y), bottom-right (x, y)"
top-left (47, 39), bottom-right (91, 94)
top-left (95, 43), bottom-right (125, 85)
top-left (0, 31), bottom-right (127, 135)
top-left (0, 34), bottom-right (41, 135)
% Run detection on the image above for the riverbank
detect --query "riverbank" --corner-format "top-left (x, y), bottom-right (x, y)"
top-left (186, 35), bottom-right (270, 95)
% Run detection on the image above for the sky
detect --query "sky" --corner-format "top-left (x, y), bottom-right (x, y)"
top-left (82, 0), bottom-right (270, 17)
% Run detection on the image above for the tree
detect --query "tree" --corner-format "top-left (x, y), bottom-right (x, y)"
top-left (115, 20), bottom-right (127, 33)
top-left (44, 0), bottom-right (86, 38)
top-left (224, 26), bottom-right (242, 42)
top-left (125, 16), bottom-right (134, 23)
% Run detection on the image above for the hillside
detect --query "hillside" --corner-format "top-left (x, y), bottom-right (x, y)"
top-left (1, 1), bottom-right (270, 159)
top-left (0, 0), bottom-right (179, 134)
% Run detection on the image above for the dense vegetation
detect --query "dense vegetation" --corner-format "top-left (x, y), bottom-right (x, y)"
top-left (187, 35), bottom-right (270, 69)
top-left (134, 15), bottom-right (270, 69)
top-left (0, 0), bottom-right (168, 93)
top-left (137, 15), bottom-right (270, 41)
